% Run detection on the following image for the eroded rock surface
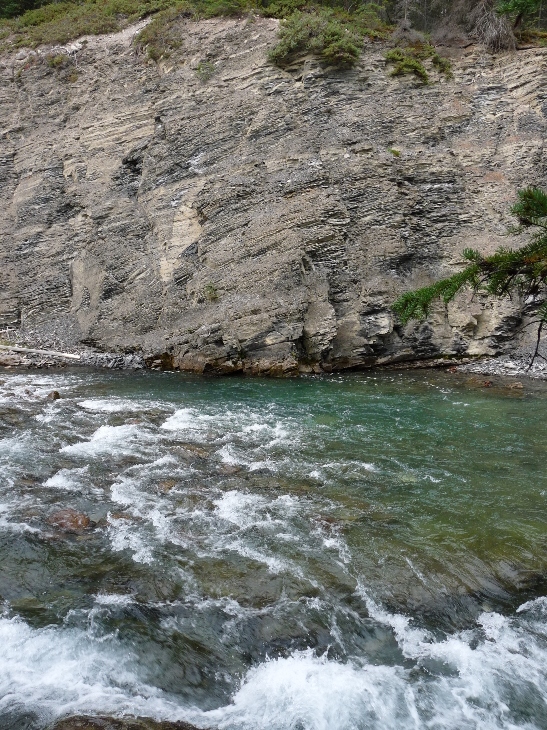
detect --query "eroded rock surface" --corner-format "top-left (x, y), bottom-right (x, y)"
top-left (0, 19), bottom-right (545, 373)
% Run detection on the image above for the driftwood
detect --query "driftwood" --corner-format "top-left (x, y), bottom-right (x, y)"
top-left (0, 344), bottom-right (81, 360)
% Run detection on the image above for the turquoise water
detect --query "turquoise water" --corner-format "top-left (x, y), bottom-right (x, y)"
top-left (0, 368), bottom-right (546, 729)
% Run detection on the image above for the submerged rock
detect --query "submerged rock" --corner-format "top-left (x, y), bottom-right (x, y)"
top-left (51, 717), bottom-right (206, 730)
top-left (157, 479), bottom-right (178, 493)
top-left (47, 509), bottom-right (90, 532)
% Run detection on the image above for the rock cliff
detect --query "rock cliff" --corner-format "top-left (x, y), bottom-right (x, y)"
top-left (0, 18), bottom-right (546, 374)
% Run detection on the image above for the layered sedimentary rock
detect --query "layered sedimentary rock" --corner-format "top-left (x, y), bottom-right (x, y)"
top-left (0, 19), bottom-right (545, 373)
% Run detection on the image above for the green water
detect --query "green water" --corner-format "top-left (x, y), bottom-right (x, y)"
top-left (0, 368), bottom-right (546, 729)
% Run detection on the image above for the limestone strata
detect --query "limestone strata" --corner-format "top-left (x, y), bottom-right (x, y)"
top-left (0, 19), bottom-right (546, 374)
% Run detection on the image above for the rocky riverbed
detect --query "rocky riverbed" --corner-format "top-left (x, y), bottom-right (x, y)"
top-left (1, 367), bottom-right (547, 729)
top-left (51, 717), bottom-right (203, 730)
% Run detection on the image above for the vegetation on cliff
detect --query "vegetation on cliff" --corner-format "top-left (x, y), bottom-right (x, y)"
top-left (1, 0), bottom-right (546, 62)
top-left (393, 188), bottom-right (547, 365)
top-left (267, 6), bottom-right (389, 68)
top-left (384, 41), bottom-right (452, 83)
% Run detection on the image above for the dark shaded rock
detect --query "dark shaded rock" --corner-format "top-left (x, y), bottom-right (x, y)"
top-left (50, 717), bottom-right (207, 730)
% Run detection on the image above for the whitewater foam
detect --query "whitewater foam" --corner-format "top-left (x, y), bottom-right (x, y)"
top-left (107, 513), bottom-right (154, 564)
top-left (43, 466), bottom-right (92, 492)
top-left (78, 397), bottom-right (165, 413)
top-left (0, 617), bottom-right (184, 726)
top-left (60, 424), bottom-right (148, 457)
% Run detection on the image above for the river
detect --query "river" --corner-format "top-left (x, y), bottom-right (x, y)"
top-left (1, 368), bottom-right (546, 729)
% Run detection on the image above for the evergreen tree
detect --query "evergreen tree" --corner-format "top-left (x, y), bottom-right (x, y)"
top-left (392, 188), bottom-right (547, 367)
top-left (0, 0), bottom-right (49, 19)
top-left (496, 0), bottom-right (542, 28)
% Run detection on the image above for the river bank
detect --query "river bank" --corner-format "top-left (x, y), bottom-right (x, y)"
top-left (2, 338), bottom-right (547, 380)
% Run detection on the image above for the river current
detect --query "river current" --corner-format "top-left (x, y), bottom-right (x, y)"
top-left (1, 368), bottom-right (547, 730)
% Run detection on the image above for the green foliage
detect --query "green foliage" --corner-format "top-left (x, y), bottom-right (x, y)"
top-left (512, 186), bottom-right (547, 227)
top-left (2, 0), bottom-right (145, 47)
top-left (135, 5), bottom-right (184, 60)
top-left (431, 51), bottom-right (452, 77)
top-left (0, 0), bottom-right (450, 77)
top-left (392, 187), bottom-right (547, 362)
top-left (0, 0), bottom-right (44, 20)
top-left (386, 47), bottom-right (428, 81)
top-left (268, 9), bottom-right (359, 68)
top-left (392, 262), bottom-right (480, 324)
top-left (385, 40), bottom-right (451, 84)
top-left (196, 59), bottom-right (215, 79)
top-left (515, 27), bottom-right (547, 44)
top-left (497, 0), bottom-right (542, 27)
top-left (203, 282), bottom-right (218, 300)
top-left (1, 0), bottom-right (385, 53)
top-left (0, 0), bottom-right (249, 49)
top-left (46, 52), bottom-right (67, 66)
top-left (268, 5), bottom-right (390, 69)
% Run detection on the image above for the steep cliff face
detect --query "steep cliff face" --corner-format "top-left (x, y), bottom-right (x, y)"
top-left (0, 18), bottom-right (546, 374)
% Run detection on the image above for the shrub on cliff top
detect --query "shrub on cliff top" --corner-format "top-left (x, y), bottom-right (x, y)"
top-left (1, 0), bottom-right (248, 48)
top-left (2, 0), bottom-right (169, 47)
top-left (1, 0), bottom-right (391, 63)
top-left (268, 9), bottom-right (360, 68)
top-left (134, 0), bottom-right (247, 60)
top-left (268, 5), bottom-right (390, 68)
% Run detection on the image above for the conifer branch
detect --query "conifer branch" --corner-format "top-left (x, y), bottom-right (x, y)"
top-left (392, 187), bottom-right (547, 367)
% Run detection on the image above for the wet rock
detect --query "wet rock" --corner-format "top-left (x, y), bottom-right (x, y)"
top-left (47, 390), bottom-right (61, 400)
top-left (218, 464), bottom-right (242, 475)
top-left (157, 479), bottom-right (177, 493)
top-left (178, 444), bottom-right (210, 459)
top-left (47, 509), bottom-right (90, 532)
top-left (50, 717), bottom-right (206, 730)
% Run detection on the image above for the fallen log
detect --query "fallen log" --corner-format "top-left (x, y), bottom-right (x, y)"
top-left (0, 344), bottom-right (81, 360)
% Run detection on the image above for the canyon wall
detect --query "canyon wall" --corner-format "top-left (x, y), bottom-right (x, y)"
top-left (0, 18), bottom-right (546, 373)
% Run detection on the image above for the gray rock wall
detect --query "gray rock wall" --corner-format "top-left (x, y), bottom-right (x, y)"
top-left (0, 18), bottom-right (545, 374)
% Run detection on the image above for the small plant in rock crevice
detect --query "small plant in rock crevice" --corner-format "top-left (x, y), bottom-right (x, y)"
top-left (196, 59), bottom-right (214, 80)
top-left (47, 52), bottom-right (67, 66)
top-left (203, 282), bottom-right (218, 301)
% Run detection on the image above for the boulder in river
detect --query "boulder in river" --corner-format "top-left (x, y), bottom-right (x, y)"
top-left (47, 390), bottom-right (61, 400)
top-left (47, 509), bottom-right (90, 532)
